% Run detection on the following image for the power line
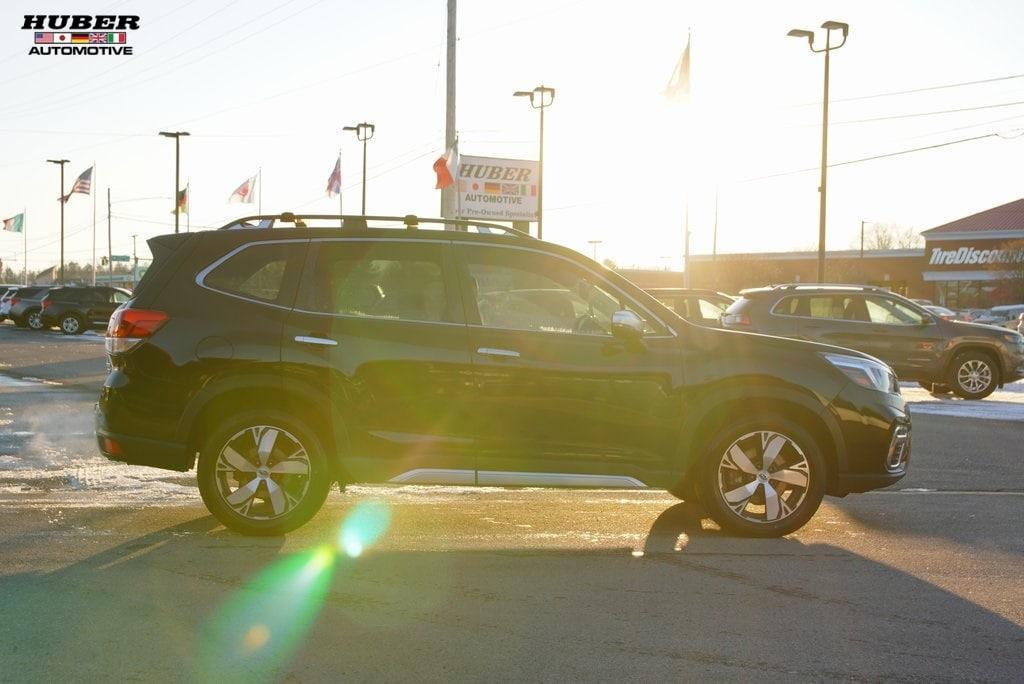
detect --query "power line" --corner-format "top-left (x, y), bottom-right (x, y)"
top-left (830, 98), bottom-right (1024, 126)
top-left (795, 71), bottom-right (1024, 107)
top-left (742, 132), bottom-right (1005, 183)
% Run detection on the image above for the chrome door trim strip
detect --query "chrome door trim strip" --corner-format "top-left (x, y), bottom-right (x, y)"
top-left (294, 335), bottom-right (338, 346)
top-left (476, 471), bottom-right (648, 488)
top-left (388, 468), bottom-right (476, 485)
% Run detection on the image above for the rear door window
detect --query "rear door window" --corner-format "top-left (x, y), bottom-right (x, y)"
top-left (203, 241), bottom-right (306, 306)
top-left (302, 241), bottom-right (454, 323)
top-left (865, 296), bottom-right (927, 325)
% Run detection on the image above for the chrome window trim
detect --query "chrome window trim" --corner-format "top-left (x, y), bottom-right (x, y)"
top-left (195, 236), bottom-right (677, 337)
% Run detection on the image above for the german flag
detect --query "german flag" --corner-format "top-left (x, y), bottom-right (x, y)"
top-left (71, 33), bottom-right (90, 43)
top-left (484, 182), bottom-right (501, 194)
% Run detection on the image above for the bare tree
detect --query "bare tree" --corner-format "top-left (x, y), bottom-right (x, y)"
top-left (862, 223), bottom-right (923, 250)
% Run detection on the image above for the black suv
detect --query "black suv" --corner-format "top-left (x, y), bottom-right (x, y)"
top-left (96, 215), bottom-right (911, 536)
top-left (41, 286), bottom-right (133, 334)
top-left (722, 284), bottom-right (1024, 400)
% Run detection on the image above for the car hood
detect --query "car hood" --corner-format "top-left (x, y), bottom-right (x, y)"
top-left (945, 319), bottom-right (1010, 336)
top-left (692, 325), bottom-right (886, 364)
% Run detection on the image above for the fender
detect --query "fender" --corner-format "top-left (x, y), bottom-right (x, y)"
top-left (673, 379), bottom-right (847, 477)
top-left (176, 366), bottom-right (354, 475)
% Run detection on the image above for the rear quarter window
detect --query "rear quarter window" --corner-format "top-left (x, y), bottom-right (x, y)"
top-left (202, 242), bottom-right (306, 306)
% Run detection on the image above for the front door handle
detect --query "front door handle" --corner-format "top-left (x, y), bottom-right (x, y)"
top-left (295, 335), bottom-right (338, 347)
top-left (477, 347), bottom-right (520, 359)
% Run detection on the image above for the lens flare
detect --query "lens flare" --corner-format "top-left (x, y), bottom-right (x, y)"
top-left (196, 546), bottom-right (336, 682)
top-left (337, 499), bottom-right (391, 558)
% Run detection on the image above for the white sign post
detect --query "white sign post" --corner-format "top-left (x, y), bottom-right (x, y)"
top-left (456, 155), bottom-right (539, 222)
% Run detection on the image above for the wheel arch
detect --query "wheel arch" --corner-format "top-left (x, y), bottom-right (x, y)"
top-left (675, 384), bottom-right (845, 494)
top-left (946, 343), bottom-right (1003, 376)
top-left (180, 371), bottom-right (353, 484)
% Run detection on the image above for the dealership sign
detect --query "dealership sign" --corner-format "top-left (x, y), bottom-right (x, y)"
top-left (456, 155), bottom-right (538, 222)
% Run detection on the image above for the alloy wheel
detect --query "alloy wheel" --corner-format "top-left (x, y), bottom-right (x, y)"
top-left (214, 425), bottom-right (312, 521)
top-left (61, 316), bottom-right (80, 334)
top-left (27, 312), bottom-right (43, 329)
top-left (717, 430), bottom-right (811, 524)
top-left (956, 359), bottom-right (992, 395)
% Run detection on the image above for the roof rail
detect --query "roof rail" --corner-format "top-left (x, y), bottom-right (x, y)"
top-left (217, 213), bottom-right (533, 239)
top-left (772, 283), bottom-right (888, 292)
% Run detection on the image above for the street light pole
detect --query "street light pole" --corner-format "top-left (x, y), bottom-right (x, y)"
top-left (514, 85), bottom-right (555, 240)
top-left (158, 131), bottom-right (190, 234)
top-left (588, 239), bottom-right (603, 262)
top-left (787, 21), bottom-right (849, 283)
top-left (46, 159), bottom-right (69, 284)
top-left (860, 219), bottom-right (871, 258)
top-left (343, 123), bottom-right (375, 215)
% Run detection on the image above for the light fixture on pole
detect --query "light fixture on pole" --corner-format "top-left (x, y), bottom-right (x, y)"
top-left (860, 219), bottom-right (874, 258)
top-left (787, 20), bottom-right (849, 283)
top-left (46, 158), bottom-right (69, 284)
top-left (158, 131), bottom-right (190, 234)
top-left (343, 123), bottom-right (375, 215)
top-left (514, 85), bottom-right (555, 240)
top-left (587, 239), bottom-right (603, 262)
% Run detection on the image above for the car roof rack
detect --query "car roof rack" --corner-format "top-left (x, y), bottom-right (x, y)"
top-left (217, 213), bottom-right (533, 239)
top-left (771, 283), bottom-right (890, 292)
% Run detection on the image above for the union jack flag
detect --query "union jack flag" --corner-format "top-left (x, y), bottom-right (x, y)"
top-left (326, 157), bottom-right (342, 198)
top-left (89, 33), bottom-right (107, 43)
top-left (61, 166), bottom-right (92, 203)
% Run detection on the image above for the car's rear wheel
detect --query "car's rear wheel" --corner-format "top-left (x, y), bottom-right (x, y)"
top-left (26, 310), bottom-right (44, 330)
top-left (696, 417), bottom-right (825, 538)
top-left (948, 351), bottom-right (999, 400)
top-left (197, 409), bottom-right (332, 536)
top-left (59, 313), bottom-right (84, 335)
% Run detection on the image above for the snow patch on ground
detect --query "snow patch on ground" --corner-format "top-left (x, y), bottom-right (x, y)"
top-left (900, 379), bottom-right (1024, 421)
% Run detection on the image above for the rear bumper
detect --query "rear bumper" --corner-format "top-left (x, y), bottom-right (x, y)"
top-left (95, 402), bottom-right (194, 472)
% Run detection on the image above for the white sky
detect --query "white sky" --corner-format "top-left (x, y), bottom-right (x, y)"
top-left (2, 0), bottom-right (1024, 272)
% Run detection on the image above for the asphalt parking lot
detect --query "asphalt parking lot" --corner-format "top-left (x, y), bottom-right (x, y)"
top-left (0, 321), bottom-right (1021, 681)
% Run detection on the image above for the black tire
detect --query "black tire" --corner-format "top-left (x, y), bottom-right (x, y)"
top-left (26, 309), bottom-right (44, 330)
top-left (197, 409), bottom-right (332, 536)
top-left (59, 313), bottom-right (85, 335)
top-left (695, 416), bottom-right (826, 538)
top-left (948, 350), bottom-right (999, 400)
top-left (918, 381), bottom-right (952, 395)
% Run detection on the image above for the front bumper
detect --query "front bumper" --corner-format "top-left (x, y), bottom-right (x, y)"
top-left (828, 382), bottom-right (910, 495)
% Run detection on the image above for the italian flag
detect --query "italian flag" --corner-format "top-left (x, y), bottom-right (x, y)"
top-left (2, 214), bottom-right (24, 233)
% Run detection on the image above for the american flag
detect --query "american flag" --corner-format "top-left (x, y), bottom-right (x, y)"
top-left (326, 157), bottom-right (342, 198)
top-left (61, 166), bottom-right (92, 203)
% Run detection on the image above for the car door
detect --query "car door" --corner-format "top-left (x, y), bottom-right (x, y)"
top-left (863, 295), bottom-right (943, 377)
top-left (455, 243), bottom-right (684, 487)
top-left (82, 288), bottom-right (113, 325)
top-left (280, 238), bottom-right (477, 485)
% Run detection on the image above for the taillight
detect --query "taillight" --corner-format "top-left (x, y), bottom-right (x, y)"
top-left (722, 312), bottom-right (752, 326)
top-left (10, 297), bottom-right (19, 307)
top-left (41, 297), bottom-right (51, 310)
top-left (105, 308), bottom-right (167, 355)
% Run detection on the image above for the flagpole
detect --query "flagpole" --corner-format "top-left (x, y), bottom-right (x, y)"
top-left (92, 162), bottom-right (97, 285)
top-left (23, 207), bottom-right (28, 286)
top-left (454, 136), bottom-right (462, 220)
top-left (257, 168), bottom-right (262, 215)
top-left (338, 149), bottom-right (343, 227)
top-left (187, 182), bottom-right (191, 233)
top-left (107, 188), bottom-right (113, 283)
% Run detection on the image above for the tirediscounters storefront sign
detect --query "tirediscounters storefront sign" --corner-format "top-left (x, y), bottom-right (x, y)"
top-left (456, 155), bottom-right (538, 222)
top-left (926, 242), bottom-right (1024, 269)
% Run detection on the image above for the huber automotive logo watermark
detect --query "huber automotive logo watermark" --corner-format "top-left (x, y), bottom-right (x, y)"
top-left (22, 15), bottom-right (139, 56)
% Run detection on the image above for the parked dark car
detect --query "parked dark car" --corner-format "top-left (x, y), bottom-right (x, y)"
top-left (8, 286), bottom-right (52, 330)
top-left (97, 215), bottom-right (911, 537)
top-left (722, 284), bottom-right (1024, 400)
top-left (645, 288), bottom-right (734, 327)
top-left (41, 286), bottom-right (132, 334)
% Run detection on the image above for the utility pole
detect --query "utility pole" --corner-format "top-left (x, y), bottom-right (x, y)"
top-left (46, 159), bottom-right (69, 284)
top-left (441, 0), bottom-right (457, 221)
top-left (107, 188), bottom-right (113, 282)
top-left (131, 234), bottom-right (138, 289)
top-left (158, 131), bottom-right (190, 233)
top-left (787, 21), bottom-right (849, 283)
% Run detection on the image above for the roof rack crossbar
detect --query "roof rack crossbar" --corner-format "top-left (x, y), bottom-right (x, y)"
top-left (218, 213), bottom-right (533, 239)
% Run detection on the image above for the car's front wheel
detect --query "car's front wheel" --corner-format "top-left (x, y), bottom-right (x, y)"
top-left (696, 417), bottom-right (826, 538)
top-left (197, 409), bottom-right (332, 536)
top-left (948, 351), bottom-right (999, 400)
top-left (59, 313), bottom-right (84, 335)
top-left (26, 310), bottom-right (44, 330)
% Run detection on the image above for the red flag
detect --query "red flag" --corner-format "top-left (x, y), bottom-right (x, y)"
top-left (326, 157), bottom-right (342, 198)
top-left (433, 140), bottom-right (458, 190)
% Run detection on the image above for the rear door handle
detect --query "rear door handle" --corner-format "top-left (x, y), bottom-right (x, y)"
top-left (295, 335), bottom-right (338, 347)
top-left (477, 347), bottom-right (520, 359)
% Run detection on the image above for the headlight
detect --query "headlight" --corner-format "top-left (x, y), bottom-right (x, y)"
top-left (1001, 332), bottom-right (1023, 346)
top-left (822, 353), bottom-right (898, 393)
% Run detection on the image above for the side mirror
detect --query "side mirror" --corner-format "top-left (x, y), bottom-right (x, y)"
top-left (611, 310), bottom-right (644, 339)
